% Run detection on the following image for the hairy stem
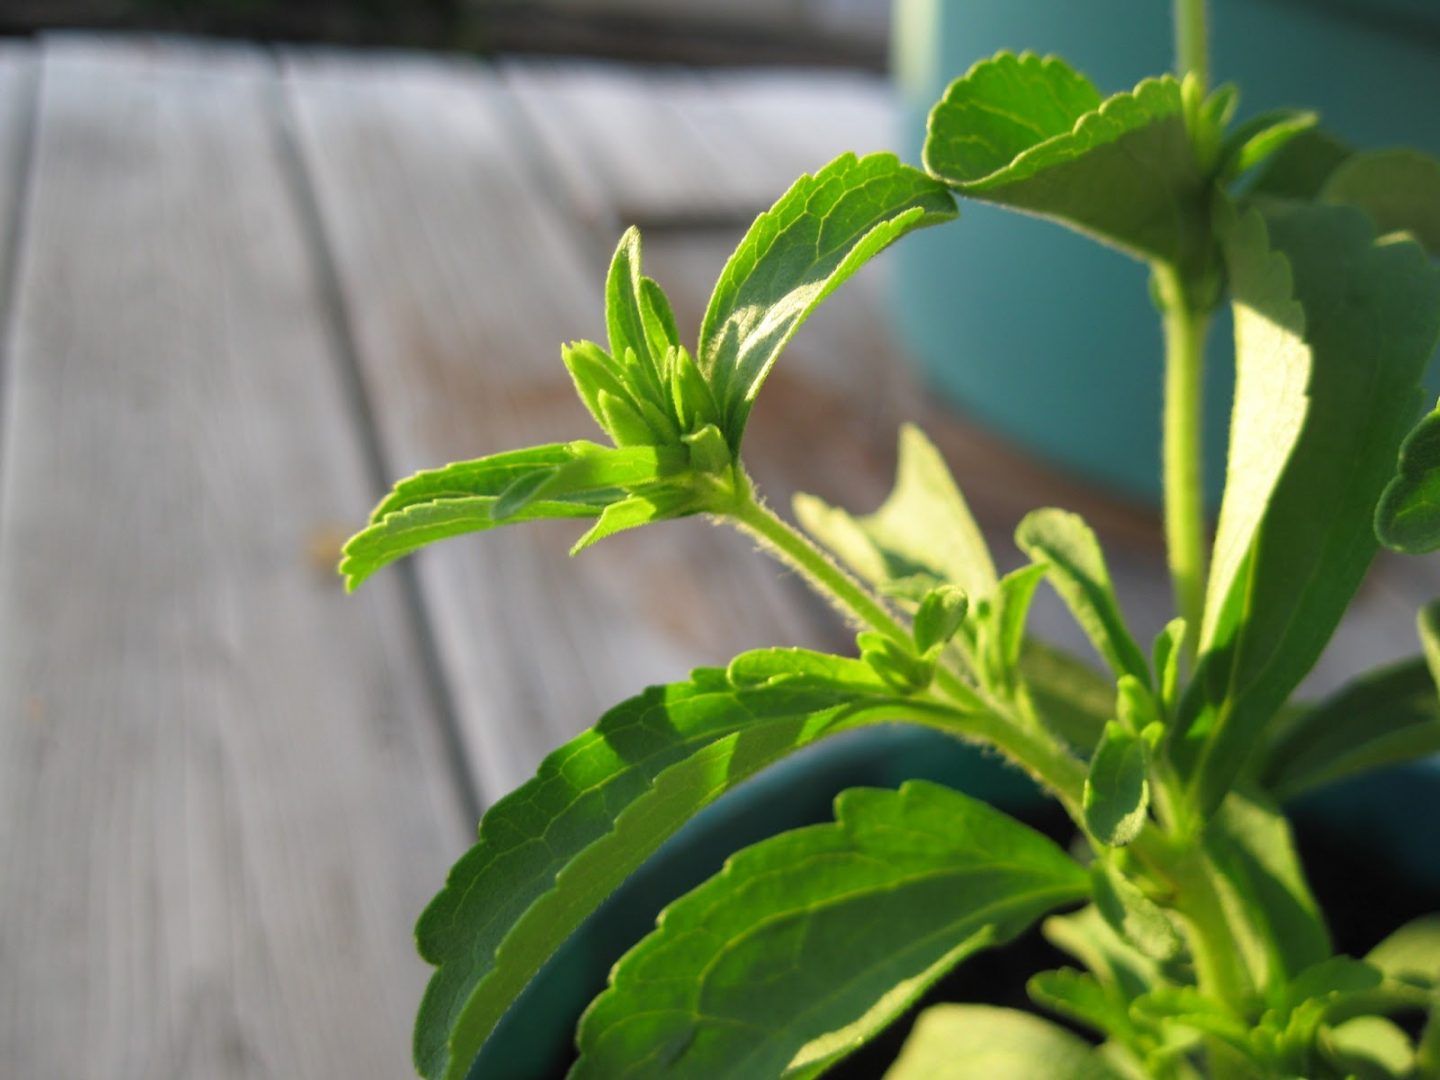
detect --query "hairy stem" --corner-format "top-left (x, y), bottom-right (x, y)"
top-left (1155, 264), bottom-right (1211, 662)
top-left (727, 481), bottom-right (1087, 813)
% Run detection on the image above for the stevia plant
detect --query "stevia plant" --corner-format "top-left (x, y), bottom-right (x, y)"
top-left (342, 1), bottom-right (1440, 1075)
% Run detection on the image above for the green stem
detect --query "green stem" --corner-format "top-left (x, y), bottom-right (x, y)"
top-left (728, 477), bottom-right (912, 648)
top-left (1155, 264), bottom-right (1211, 662)
top-left (1174, 0), bottom-right (1209, 92)
top-left (727, 480), bottom-right (1087, 814)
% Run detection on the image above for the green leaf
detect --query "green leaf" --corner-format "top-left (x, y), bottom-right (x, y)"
top-left (1020, 640), bottom-right (1114, 753)
top-left (574, 781), bottom-right (1087, 1079)
top-left (604, 227), bottom-right (671, 413)
top-left (411, 660), bottom-right (973, 1080)
top-left (699, 154), bottom-right (955, 446)
top-left (1204, 790), bottom-right (1330, 992)
top-left (366, 443), bottom-right (586, 523)
top-left (569, 486), bottom-right (699, 554)
top-left (1175, 201), bottom-right (1440, 816)
top-left (1090, 861), bottom-right (1183, 962)
top-left (1015, 509), bottom-right (1150, 685)
top-left (1423, 601), bottom-right (1440, 690)
top-left (492, 444), bottom-right (688, 519)
top-left (793, 424), bottom-right (997, 601)
top-left (1028, 967), bottom-right (1135, 1042)
top-left (1324, 1016), bottom-right (1416, 1080)
top-left (885, 1004), bottom-right (1123, 1080)
top-left (1323, 148), bottom-right (1440, 256)
top-left (1377, 401), bottom-right (1440, 554)
top-left (858, 631), bottom-right (936, 694)
top-left (1243, 127), bottom-right (1352, 201)
top-left (914, 584), bottom-right (968, 654)
top-left (979, 564), bottom-right (1048, 695)
top-left (1217, 109), bottom-right (1318, 183)
top-left (1043, 905), bottom-right (1165, 1007)
top-left (1258, 659), bottom-right (1440, 802)
top-left (923, 51), bottom-right (1204, 263)
top-left (340, 442), bottom-right (695, 589)
top-left (1084, 722), bottom-right (1151, 847)
top-left (1151, 619), bottom-right (1186, 719)
top-left (562, 339), bottom-right (646, 442)
top-left (1367, 914), bottom-right (1440, 988)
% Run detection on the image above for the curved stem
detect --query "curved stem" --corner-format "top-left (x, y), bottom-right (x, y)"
top-left (726, 481), bottom-right (1087, 814)
top-left (1155, 264), bottom-right (1211, 662)
top-left (728, 478), bottom-right (912, 647)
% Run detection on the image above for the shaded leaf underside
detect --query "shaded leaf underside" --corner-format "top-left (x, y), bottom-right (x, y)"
top-left (574, 781), bottom-right (1087, 1079)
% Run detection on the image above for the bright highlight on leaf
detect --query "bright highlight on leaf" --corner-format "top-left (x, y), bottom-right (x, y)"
top-left (1175, 201), bottom-right (1440, 816)
top-left (924, 51), bottom-right (1204, 263)
top-left (574, 782), bottom-right (1087, 1079)
top-left (886, 1004), bottom-right (1123, 1079)
top-left (699, 153), bottom-right (955, 447)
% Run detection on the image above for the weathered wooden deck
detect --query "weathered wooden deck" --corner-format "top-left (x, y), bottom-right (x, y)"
top-left (0, 35), bottom-right (1433, 1079)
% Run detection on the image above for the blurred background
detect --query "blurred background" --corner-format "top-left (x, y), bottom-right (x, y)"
top-left (1, 1), bottom-right (1436, 1078)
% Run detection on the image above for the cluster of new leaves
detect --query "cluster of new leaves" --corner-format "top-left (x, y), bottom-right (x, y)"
top-left (340, 153), bottom-right (955, 589)
top-left (343, 47), bottom-right (1440, 1080)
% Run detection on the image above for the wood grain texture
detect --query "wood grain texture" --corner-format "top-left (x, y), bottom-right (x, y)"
top-left (282, 50), bottom-right (840, 802)
top-left (498, 59), bottom-right (894, 231)
top-left (0, 38), bottom-right (468, 1080)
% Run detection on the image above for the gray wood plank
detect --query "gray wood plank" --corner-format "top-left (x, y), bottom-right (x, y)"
top-left (283, 51), bottom-right (839, 802)
top-left (499, 59), bottom-right (894, 230)
top-left (0, 43), bottom-right (39, 380)
top-left (0, 37), bottom-right (469, 1080)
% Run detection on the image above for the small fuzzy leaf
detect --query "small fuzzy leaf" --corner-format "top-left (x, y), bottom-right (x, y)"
top-left (1324, 148), bottom-right (1440, 256)
top-left (982, 563), bottom-right (1048, 693)
top-left (1015, 508), bottom-right (1149, 685)
top-left (493, 444), bottom-right (688, 519)
top-left (924, 51), bottom-right (1204, 263)
top-left (1259, 659), bottom-right (1440, 802)
top-left (914, 584), bottom-right (968, 654)
top-left (561, 339), bottom-right (641, 440)
top-left (1376, 401), bottom-right (1440, 554)
top-left (1244, 127), bottom-right (1352, 201)
top-left (1204, 791), bottom-right (1330, 990)
top-left (859, 631), bottom-right (935, 694)
top-left (342, 442), bottom-right (620, 589)
top-left (569, 487), bottom-right (696, 554)
top-left (1084, 721), bottom-right (1150, 847)
top-left (411, 661), bottom-right (966, 1080)
top-left (668, 345), bottom-right (722, 434)
top-left (1325, 1016), bottom-right (1416, 1079)
top-left (1090, 862), bottom-right (1183, 962)
top-left (794, 425), bottom-right (997, 601)
top-left (1217, 108), bottom-right (1318, 182)
top-left (605, 227), bottom-right (667, 404)
top-left (885, 1004), bottom-right (1123, 1080)
top-left (343, 495), bottom-right (601, 591)
top-left (681, 422), bottom-right (731, 477)
top-left (367, 443), bottom-right (583, 524)
top-left (1043, 905), bottom-right (1163, 1006)
top-left (1027, 968), bottom-right (1132, 1041)
top-left (597, 387), bottom-right (662, 446)
top-left (1422, 601), bottom-right (1440, 689)
top-left (1020, 641), bottom-right (1115, 753)
top-left (1151, 618), bottom-right (1186, 717)
top-left (1116, 674), bottom-right (1162, 736)
top-left (574, 782), bottom-right (1088, 1079)
top-left (699, 154), bottom-right (955, 445)
top-left (1367, 914), bottom-right (1440, 988)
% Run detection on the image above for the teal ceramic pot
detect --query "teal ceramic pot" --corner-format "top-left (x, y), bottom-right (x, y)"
top-left (891, 0), bottom-right (1440, 503)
